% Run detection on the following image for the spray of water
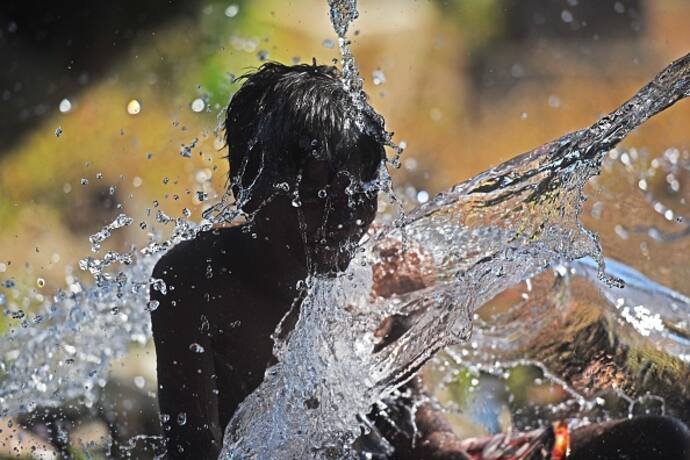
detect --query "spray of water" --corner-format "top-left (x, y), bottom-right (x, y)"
top-left (0, 213), bottom-right (211, 415)
top-left (215, 3), bottom-right (690, 457)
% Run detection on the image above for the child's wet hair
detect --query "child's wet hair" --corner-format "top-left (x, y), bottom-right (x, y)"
top-left (225, 61), bottom-right (386, 209)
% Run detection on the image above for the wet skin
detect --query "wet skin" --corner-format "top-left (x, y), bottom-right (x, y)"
top-left (150, 156), bottom-right (379, 458)
top-left (151, 224), bottom-right (307, 458)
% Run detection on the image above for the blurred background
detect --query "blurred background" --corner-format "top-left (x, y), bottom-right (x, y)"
top-left (1, 0), bottom-right (690, 457)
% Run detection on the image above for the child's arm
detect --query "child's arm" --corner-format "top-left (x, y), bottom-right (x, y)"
top-left (150, 257), bottom-right (223, 459)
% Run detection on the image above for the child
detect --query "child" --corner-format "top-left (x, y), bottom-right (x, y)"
top-left (150, 61), bottom-right (393, 458)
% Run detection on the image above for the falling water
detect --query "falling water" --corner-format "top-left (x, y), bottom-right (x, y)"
top-left (327, 0), bottom-right (404, 165)
top-left (1, 1), bottom-right (690, 458)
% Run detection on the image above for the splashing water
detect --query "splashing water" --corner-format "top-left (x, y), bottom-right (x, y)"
top-left (327, 0), bottom-right (404, 166)
top-left (0, 213), bottom-right (211, 415)
top-left (217, 45), bottom-right (690, 459)
top-left (450, 255), bottom-right (690, 426)
top-left (327, 0), bottom-right (360, 97)
top-left (1, 2), bottom-right (690, 458)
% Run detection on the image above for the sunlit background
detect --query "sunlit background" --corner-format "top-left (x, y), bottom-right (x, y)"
top-left (2, 0), bottom-right (690, 457)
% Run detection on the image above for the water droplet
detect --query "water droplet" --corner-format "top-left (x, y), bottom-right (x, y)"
top-left (177, 412), bottom-right (187, 426)
top-left (548, 95), bottom-right (561, 108)
top-left (36, 278), bottom-right (45, 288)
top-left (195, 169), bottom-right (212, 183)
top-left (180, 138), bottom-right (198, 158)
top-left (132, 176), bottom-right (143, 188)
top-left (191, 98), bottom-right (206, 113)
top-left (561, 10), bottom-right (573, 23)
top-left (275, 182), bottom-right (290, 193)
top-left (146, 300), bottom-right (160, 312)
top-left (614, 224), bottom-right (629, 240)
top-left (416, 190), bottom-right (429, 204)
top-left (224, 4), bottom-right (239, 17)
top-left (403, 158), bottom-right (417, 171)
top-left (257, 50), bottom-right (269, 61)
top-left (59, 98), bottom-right (72, 113)
top-left (55, 127), bottom-right (63, 137)
top-left (80, 178), bottom-right (89, 185)
top-left (134, 376), bottom-right (146, 388)
top-left (322, 39), bottom-right (335, 49)
top-left (510, 64), bottom-right (525, 78)
top-left (372, 69), bottom-right (386, 86)
top-left (317, 189), bottom-right (328, 199)
top-left (189, 343), bottom-right (205, 353)
top-left (127, 99), bottom-right (142, 115)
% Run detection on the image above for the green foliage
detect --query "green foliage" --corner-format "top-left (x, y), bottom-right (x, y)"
top-left (432, 0), bottom-right (504, 48)
top-left (505, 364), bottom-right (542, 406)
top-left (445, 367), bottom-right (477, 408)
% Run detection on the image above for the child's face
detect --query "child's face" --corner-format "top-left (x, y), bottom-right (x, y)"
top-left (299, 157), bottom-right (378, 244)
top-left (252, 153), bottom-right (380, 273)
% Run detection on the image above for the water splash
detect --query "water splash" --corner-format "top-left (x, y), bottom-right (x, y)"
top-left (451, 255), bottom-right (690, 424)
top-left (219, 54), bottom-right (690, 458)
top-left (0, 206), bottom-right (215, 415)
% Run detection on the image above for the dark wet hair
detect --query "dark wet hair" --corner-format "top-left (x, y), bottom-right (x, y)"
top-left (225, 61), bottom-right (386, 209)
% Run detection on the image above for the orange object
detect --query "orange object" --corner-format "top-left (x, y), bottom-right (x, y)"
top-left (458, 421), bottom-right (570, 460)
top-left (551, 422), bottom-right (570, 460)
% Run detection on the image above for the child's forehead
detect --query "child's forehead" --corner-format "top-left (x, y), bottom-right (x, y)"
top-left (299, 150), bottom-right (377, 181)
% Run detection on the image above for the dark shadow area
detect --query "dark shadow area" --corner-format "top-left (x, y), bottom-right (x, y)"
top-left (0, 0), bottom-right (201, 151)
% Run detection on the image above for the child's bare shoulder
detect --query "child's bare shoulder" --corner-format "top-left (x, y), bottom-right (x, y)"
top-left (152, 226), bottom-right (248, 288)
